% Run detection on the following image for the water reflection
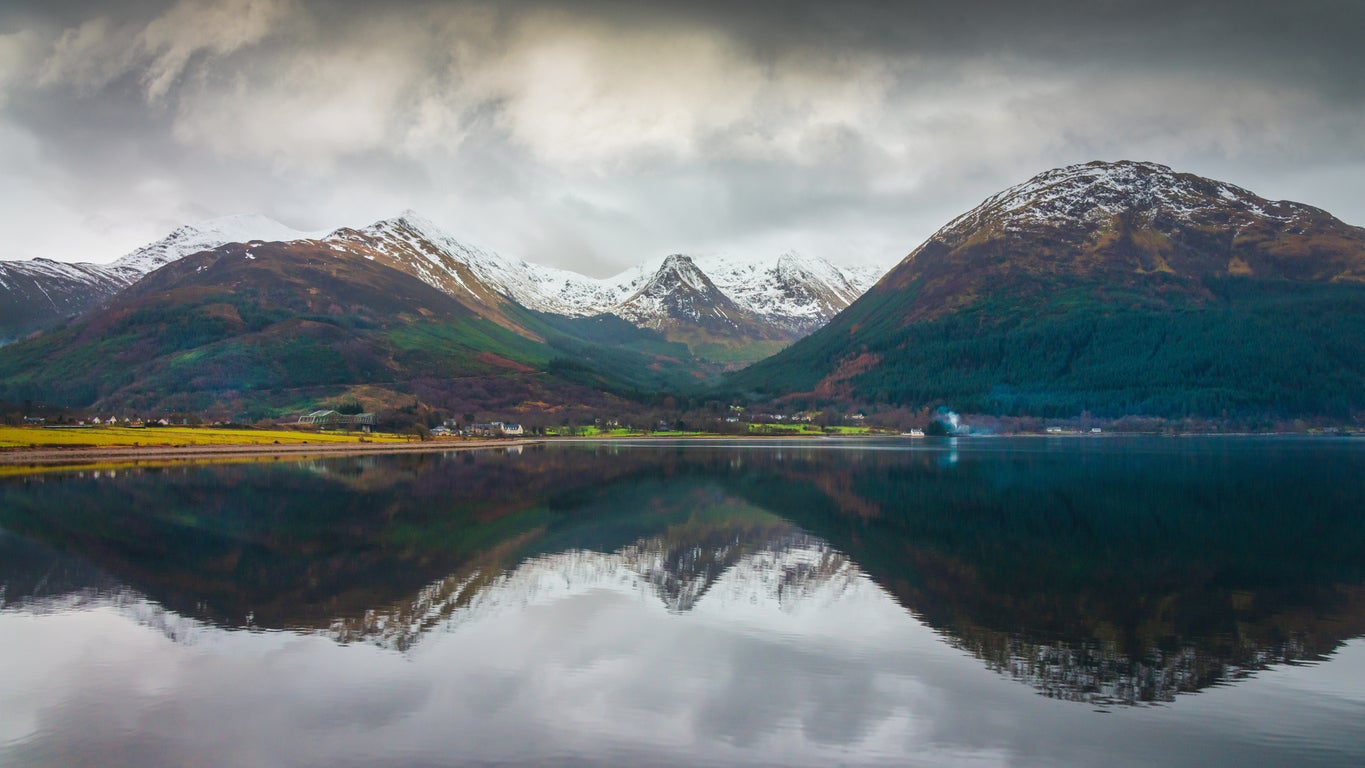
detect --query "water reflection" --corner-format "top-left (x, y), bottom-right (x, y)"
top-left (1, 439), bottom-right (1364, 763)
top-left (4, 439), bottom-right (1364, 705)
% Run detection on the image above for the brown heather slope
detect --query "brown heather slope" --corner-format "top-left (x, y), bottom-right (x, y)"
top-left (0, 242), bottom-right (556, 412)
top-left (0, 238), bottom-right (713, 415)
top-left (881, 160), bottom-right (1365, 322)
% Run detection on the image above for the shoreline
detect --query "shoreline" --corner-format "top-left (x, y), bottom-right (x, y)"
top-left (0, 437), bottom-right (541, 469)
top-left (1, 430), bottom-right (1357, 473)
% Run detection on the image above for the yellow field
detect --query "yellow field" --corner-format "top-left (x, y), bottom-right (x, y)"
top-left (0, 425), bottom-right (409, 449)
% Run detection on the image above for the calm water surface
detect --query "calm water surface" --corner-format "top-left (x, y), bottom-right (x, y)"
top-left (1, 437), bottom-right (1363, 767)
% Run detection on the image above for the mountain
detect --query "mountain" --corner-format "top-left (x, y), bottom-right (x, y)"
top-left (1, 207), bottom-right (885, 366)
top-left (320, 212), bottom-right (559, 339)
top-left (106, 213), bottom-right (315, 279)
top-left (0, 259), bottom-right (131, 344)
top-left (729, 160), bottom-right (1365, 419)
top-left (591, 252), bottom-right (885, 364)
top-left (603, 254), bottom-right (792, 362)
top-left (325, 211), bottom-right (885, 364)
top-left (0, 215), bottom-right (312, 344)
top-left (579, 251), bottom-right (883, 330)
top-left (703, 251), bottom-right (877, 334)
top-left (0, 238), bottom-right (699, 414)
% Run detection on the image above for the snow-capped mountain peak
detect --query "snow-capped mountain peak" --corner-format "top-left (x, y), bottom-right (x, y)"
top-left (2, 211), bottom-right (315, 341)
top-left (2, 207), bottom-right (894, 352)
top-left (610, 253), bottom-right (748, 330)
top-left (328, 211), bottom-right (598, 317)
top-left (110, 214), bottom-right (315, 278)
top-left (940, 159), bottom-right (1316, 241)
top-left (686, 250), bottom-right (878, 333)
top-left (318, 215), bottom-right (890, 340)
top-left (651, 254), bottom-right (713, 295)
top-left (878, 159), bottom-right (1365, 321)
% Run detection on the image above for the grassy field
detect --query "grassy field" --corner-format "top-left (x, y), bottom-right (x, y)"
top-left (544, 426), bottom-right (648, 437)
top-left (747, 423), bottom-right (874, 435)
top-left (0, 425), bottom-right (409, 449)
top-left (538, 424), bottom-right (880, 437)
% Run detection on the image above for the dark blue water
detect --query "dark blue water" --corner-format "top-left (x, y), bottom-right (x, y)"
top-left (2, 437), bottom-right (1363, 766)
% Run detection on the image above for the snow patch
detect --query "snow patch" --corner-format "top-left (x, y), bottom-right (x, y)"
top-left (109, 214), bottom-right (321, 277)
top-left (924, 159), bottom-right (1317, 255)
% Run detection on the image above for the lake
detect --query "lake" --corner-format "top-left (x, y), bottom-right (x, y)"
top-left (1, 436), bottom-right (1363, 767)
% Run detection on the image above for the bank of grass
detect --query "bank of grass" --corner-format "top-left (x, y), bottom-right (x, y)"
top-left (0, 425), bottom-right (408, 449)
top-left (748, 423), bottom-right (873, 435)
top-left (543, 426), bottom-right (645, 437)
top-left (541, 424), bottom-right (880, 437)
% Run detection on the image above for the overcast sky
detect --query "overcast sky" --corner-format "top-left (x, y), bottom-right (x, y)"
top-left (2, 0), bottom-right (1363, 276)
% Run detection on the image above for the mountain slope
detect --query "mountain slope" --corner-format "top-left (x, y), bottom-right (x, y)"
top-left (1, 207), bottom-right (886, 367)
top-left (328, 212), bottom-right (886, 363)
top-left (322, 213), bottom-right (554, 339)
top-left (0, 259), bottom-right (132, 343)
top-left (584, 251), bottom-right (884, 330)
top-left (0, 215), bottom-right (313, 344)
top-left (0, 241), bottom-right (530, 410)
top-left (0, 240), bottom-right (697, 413)
top-left (706, 251), bottom-right (873, 334)
top-left (729, 161), bottom-right (1365, 418)
top-left (107, 213), bottom-right (315, 279)
top-left (605, 254), bottom-right (792, 362)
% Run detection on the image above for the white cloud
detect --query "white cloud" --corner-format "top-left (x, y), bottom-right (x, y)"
top-left (170, 44), bottom-right (429, 170)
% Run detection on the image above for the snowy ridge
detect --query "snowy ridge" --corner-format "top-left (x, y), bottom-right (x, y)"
top-left (610, 254), bottom-right (742, 328)
top-left (3, 208), bottom-right (891, 343)
top-left (0, 257), bottom-right (128, 291)
top-left (705, 251), bottom-right (868, 329)
top-left (1, 214), bottom-right (321, 342)
top-left (597, 251), bottom-right (884, 330)
top-left (320, 211), bottom-right (887, 333)
top-left (0, 258), bottom-right (134, 342)
top-left (110, 214), bottom-right (317, 278)
top-left (935, 160), bottom-right (1315, 243)
top-left (323, 211), bottom-right (621, 313)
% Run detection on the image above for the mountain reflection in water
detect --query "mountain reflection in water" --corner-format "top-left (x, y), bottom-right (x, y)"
top-left (3, 438), bottom-right (1363, 715)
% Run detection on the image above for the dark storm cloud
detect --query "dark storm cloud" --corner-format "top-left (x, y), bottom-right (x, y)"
top-left (2, 0), bottom-right (1363, 273)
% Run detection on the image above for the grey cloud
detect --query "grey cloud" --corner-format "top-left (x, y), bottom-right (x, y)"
top-left (1, 0), bottom-right (1362, 273)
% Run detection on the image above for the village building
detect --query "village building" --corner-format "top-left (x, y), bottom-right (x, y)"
top-left (468, 421), bottom-right (524, 437)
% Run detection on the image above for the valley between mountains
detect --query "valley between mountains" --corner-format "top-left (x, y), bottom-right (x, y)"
top-left (2, 160), bottom-right (1363, 431)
